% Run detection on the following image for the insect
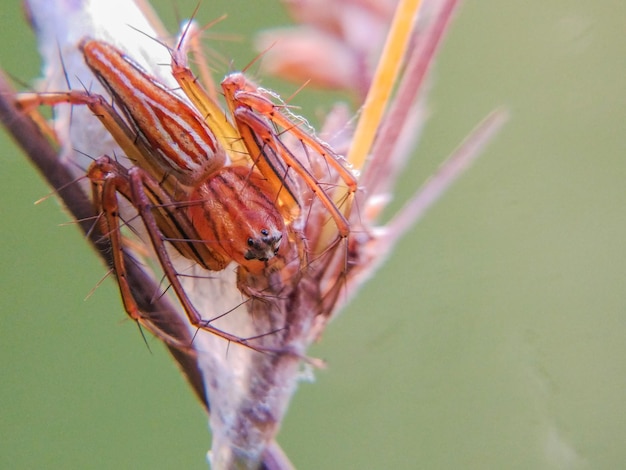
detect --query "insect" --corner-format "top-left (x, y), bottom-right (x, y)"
top-left (17, 37), bottom-right (357, 348)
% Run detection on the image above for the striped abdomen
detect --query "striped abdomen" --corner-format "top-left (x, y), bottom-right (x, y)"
top-left (81, 40), bottom-right (223, 184)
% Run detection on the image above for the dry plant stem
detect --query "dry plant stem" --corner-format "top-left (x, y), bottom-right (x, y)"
top-left (342, 110), bottom-right (508, 315)
top-left (385, 110), bottom-right (509, 252)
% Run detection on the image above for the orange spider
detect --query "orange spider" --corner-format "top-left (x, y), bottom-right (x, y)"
top-left (17, 38), bottom-right (357, 347)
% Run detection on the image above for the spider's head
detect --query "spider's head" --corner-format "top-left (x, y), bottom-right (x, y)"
top-left (244, 228), bottom-right (283, 263)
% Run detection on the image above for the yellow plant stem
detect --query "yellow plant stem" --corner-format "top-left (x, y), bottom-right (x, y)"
top-left (347, 0), bottom-right (423, 172)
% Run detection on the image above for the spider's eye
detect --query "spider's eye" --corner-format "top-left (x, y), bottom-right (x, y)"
top-left (247, 238), bottom-right (254, 247)
top-left (261, 228), bottom-right (269, 236)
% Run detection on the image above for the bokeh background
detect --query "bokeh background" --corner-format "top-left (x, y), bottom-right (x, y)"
top-left (1, 1), bottom-right (625, 468)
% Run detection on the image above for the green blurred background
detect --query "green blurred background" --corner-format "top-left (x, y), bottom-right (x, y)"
top-left (1, 1), bottom-right (625, 468)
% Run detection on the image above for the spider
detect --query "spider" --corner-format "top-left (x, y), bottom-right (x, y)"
top-left (17, 38), bottom-right (357, 348)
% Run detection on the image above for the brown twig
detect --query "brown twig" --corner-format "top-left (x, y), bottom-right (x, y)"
top-left (0, 70), bottom-right (208, 408)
